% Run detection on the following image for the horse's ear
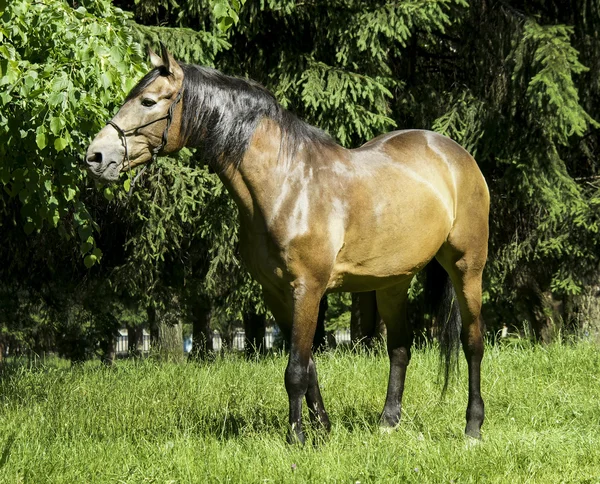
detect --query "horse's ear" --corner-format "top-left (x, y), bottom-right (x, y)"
top-left (148, 44), bottom-right (183, 81)
top-left (159, 42), bottom-right (183, 81)
top-left (148, 45), bottom-right (163, 69)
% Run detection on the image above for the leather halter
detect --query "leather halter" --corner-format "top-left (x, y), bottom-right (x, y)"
top-left (108, 89), bottom-right (183, 194)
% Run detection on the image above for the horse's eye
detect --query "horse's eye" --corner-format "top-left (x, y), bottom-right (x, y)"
top-left (141, 98), bottom-right (156, 107)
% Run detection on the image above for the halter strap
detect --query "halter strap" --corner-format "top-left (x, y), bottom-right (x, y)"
top-left (109, 89), bottom-right (183, 195)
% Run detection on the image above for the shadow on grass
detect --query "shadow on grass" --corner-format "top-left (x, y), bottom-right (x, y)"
top-left (0, 433), bottom-right (16, 470)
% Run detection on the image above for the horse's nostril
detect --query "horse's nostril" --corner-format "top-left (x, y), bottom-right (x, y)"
top-left (87, 152), bottom-right (102, 165)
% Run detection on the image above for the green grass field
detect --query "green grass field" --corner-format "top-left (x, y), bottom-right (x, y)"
top-left (1, 341), bottom-right (599, 483)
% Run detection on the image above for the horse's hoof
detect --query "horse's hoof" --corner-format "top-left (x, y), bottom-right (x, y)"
top-left (465, 425), bottom-right (481, 449)
top-left (464, 425), bottom-right (482, 443)
top-left (464, 435), bottom-right (482, 449)
top-left (286, 427), bottom-right (306, 445)
top-left (379, 410), bottom-right (400, 431)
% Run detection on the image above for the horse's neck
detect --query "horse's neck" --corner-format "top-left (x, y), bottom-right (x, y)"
top-left (214, 119), bottom-right (288, 230)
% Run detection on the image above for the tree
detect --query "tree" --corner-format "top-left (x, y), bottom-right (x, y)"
top-left (0, 0), bottom-right (148, 360)
top-left (0, 0), bottom-right (147, 266)
top-left (96, 0), bottom-right (600, 343)
top-left (219, 0), bottom-right (599, 340)
top-left (2, 0), bottom-right (598, 357)
top-left (0, 0), bottom-right (252, 360)
top-left (350, 292), bottom-right (385, 349)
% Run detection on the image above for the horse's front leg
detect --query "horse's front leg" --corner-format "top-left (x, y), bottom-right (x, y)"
top-left (284, 281), bottom-right (324, 444)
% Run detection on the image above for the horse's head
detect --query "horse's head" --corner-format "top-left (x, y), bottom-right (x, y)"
top-left (86, 45), bottom-right (184, 182)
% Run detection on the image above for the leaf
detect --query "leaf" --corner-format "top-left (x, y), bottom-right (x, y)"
top-left (218, 17), bottom-right (234, 32)
top-left (0, 90), bottom-right (10, 105)
top-left (84, 254), bottom-right (97, 268)
top-left (65, 187), bottom-right (77, 201)
top-left (103, 187), bottom-right (114, 201)
top-left (50, 117), bottom-right (62, 136)
top-left (213, 2), bottom-right (228, 19)
top-left (77, 224), bottom-right (92, 241)
top-left (80, 241), bottom-right (93, 254)
top-left (36, 132), bottom-right (47, 150)
top-left (123, 178), bottom-right (131, 193)
top-left (48, 91), bottom-right (65, 107)
top-left (23, 222), bottom-right (35, 235)
top-left (54, 137), bottom-right (68, 152)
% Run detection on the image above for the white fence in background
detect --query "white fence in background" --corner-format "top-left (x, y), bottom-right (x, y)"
top-left (115, 329), bottom-right (151, 356)
top-left (115, 327), bottom-right (351, 356)
top-left (335, 328), bottom-right (351, 345)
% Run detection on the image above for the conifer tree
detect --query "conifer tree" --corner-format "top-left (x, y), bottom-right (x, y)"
top-left (125, 0), bottom-right (599, 339)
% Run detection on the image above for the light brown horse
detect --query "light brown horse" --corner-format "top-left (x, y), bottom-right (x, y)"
top-left (86, 45), bottom-right (489, 443)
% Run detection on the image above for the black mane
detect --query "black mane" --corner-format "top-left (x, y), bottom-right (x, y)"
top-left (127, 64), bottom-right (336, 167)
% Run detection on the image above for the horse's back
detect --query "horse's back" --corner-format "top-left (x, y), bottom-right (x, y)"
top-left (357, 129), bottom-right (483, 177)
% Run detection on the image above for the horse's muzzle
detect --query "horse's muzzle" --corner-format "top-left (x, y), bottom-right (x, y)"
top-left (85, 138), bottom-right (123, 182)
top-left (85, 143), bottom-right (123, 182)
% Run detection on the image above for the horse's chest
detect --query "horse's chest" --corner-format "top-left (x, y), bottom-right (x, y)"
top-left (239, 229), bottom-right (288, 287)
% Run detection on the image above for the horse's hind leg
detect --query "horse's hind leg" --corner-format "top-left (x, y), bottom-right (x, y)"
top-left (437, 245), bottom-right (486, 439)
top-left (307, 355), bottom-right (331, 431)
top-left (376, 278), bottom-right (414, 428)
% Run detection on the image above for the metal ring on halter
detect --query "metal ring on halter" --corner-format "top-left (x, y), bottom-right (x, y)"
top-left (108, 89), bottom-right (183, 195)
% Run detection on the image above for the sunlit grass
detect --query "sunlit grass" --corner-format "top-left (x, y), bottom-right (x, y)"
top-left (1, 342), bottom-right (599, 482)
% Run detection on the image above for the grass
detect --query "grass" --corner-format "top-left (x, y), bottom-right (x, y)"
top-left (1, 341), bottom-right (599, 483)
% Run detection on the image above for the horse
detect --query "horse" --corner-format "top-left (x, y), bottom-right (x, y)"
top-left (86, 45), bottom-right (489, 443)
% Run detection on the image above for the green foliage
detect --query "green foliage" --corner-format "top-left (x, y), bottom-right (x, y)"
top-left (0, 0), bottom-right (146, 266)
top-left (130, 23), bottom-right (230, 64)
top-left (112, 153), bottom-right (235, 297)
top-left (431, 91), bottom-right (485, 155)
top-left (109, 150), bottom-right (265, 327)
top-left (224, 0), bottom-right (468, 147)
top-left (515, 21), bottom-right (597, 144)
top-left (483, 12), bottom-right (600, 309)
top-left (297, 61), bottom-right (396, 146)
top-left (212, 0), bottom-right (246, 32)
top-left (2, 0), bottom-right (599, 350)
top-left (325, 293), bottom-right (351, 331)
top-left (129, 0), bottom-right (245, 32)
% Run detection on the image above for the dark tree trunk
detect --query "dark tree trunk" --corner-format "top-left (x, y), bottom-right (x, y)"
top-left (190, 298), bottom-right (213, 360)
top-left (244, 309), bottom-right (266, 357)
top-left (313, 296), bottom-right (328, 352)
top-left (148, 306), bottom-right (184, 361)
top-left (531, 291), bottom-right (563, 344)
top-left (127, 325), bottom-right (144, 357)
top-left (98, 314), bottom-right (120, 366)
top-left (101, 339), bottom-right (117, 366)
top-left (351, 291), bottom-right (385, 349)
top-left (157, 320), bottom-right (184, 362)
top-left (516, 281), bottom-right (560, 344)
top-left (148, 305), bottom-right (159, 348)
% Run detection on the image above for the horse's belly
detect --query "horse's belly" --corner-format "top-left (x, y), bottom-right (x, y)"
top-left (326, 246), bottom-right (434, 292)
top-left (326, 210), bottom-right (449, 292)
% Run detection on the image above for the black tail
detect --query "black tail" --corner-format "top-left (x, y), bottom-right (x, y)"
top-left (424, 258), bottom-right (461, 394)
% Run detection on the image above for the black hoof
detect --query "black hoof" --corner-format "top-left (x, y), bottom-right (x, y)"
top-left (379, 410), bottom-right (400, 429)
top-left (287, 426), bottom-right (306, 445)
top-left (311, 415), bottom-right (331, 433)
top-left (465, 424), bottom-right (482, 440)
